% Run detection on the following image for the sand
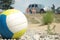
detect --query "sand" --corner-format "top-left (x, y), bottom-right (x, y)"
top-left (28, 23), bottom-right (60, 34)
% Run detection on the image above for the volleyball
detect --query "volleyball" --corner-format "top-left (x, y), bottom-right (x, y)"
top-left (0, 9), bottom-right (28, 39)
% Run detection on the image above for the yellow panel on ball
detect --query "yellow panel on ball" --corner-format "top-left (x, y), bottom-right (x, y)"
top-left (12, 28), bottom-right (27, 38)
top-left (2, 9), bottom-right (20, 15)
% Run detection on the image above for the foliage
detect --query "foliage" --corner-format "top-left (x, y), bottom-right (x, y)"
top-left (51, 4), bottom-right (55, 13)
top-left (0, 0), bottom-right (15, 10)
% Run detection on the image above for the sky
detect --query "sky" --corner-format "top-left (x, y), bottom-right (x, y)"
top-left (12, 0), bottom-right (60, 13)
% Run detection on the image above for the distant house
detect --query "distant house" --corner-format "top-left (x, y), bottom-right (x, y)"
top-left (26, 4), bottom-right (46, 13)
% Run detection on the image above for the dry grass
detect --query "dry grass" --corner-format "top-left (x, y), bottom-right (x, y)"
top-left (54, 14), bottom-right (60, 23)
top-left (25, 13), bottom-right (60, 24)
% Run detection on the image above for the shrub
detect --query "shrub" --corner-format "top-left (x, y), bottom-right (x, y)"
top-left (42, 11), bottom-right (54, 25)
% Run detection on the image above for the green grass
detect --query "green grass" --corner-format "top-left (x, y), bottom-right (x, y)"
top-left (42, 11), bottom-right (54, 25)
top-left (46, 25), bottom-right (56, 35)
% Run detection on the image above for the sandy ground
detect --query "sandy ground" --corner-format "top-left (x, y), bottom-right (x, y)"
top-left (28, 23), bottom-right (60, 34)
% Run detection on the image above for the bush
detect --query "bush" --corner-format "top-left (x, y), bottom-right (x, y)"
top-left (42, 11), bottom-right (54, 25)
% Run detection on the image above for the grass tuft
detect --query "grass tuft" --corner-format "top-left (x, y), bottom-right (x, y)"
top-left (42, 11), bottom-right (54, 25)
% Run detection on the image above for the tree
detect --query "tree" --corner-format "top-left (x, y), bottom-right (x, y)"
top-left (0, 0), bottom-right (15, 10)
top-left (51, 4), bottom-right (55, 13)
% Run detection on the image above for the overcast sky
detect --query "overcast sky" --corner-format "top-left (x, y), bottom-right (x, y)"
top-left (12, 0), bottom-right (60, 13)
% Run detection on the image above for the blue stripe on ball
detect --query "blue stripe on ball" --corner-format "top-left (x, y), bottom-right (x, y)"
top-left (0, 14), bottom-right (13, 39)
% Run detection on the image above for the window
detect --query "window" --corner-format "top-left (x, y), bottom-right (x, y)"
top-left (35, 4), bottom-right (38, 7)
top-left (32, 4), bottom-right (34, 7)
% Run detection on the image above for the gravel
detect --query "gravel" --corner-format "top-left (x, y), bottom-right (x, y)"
top-left (20, 29), bottom-right (60, 40)
top-left (0, 29), bottom-right (60, 40)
